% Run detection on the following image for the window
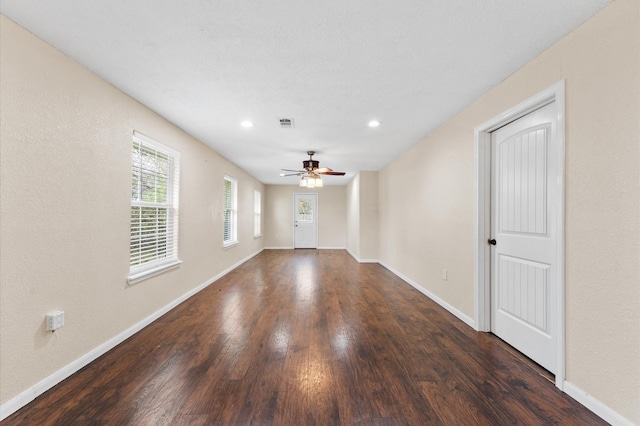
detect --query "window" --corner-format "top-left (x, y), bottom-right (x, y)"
top-left (254, 190), bottom-right (261, 237)
top-left (297, 198), bottom-right (313, 222)
top-left (223, 176), bottom-right (238, 247)
top-left (129, 131), bottom-right (181, 284)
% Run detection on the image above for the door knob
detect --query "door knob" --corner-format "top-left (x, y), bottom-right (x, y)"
top-left (488, 239), bottom-right (497, 245)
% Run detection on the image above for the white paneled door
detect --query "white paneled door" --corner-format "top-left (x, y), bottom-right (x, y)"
top-left (490, 102), bottom-right (558, 373)
top-left (294, 193), bottom-right (318, 249)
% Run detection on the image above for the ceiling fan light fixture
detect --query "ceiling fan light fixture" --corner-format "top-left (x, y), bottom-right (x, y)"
top-left (307, 177), bottom-right (316, 188)
top-left (282, 151), bottom-right (345, 185)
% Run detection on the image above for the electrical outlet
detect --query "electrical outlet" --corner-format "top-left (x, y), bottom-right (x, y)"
top-left (46, 311), bottom-right (65, 331)
top-left (442, 269), bottom-right (448, 281)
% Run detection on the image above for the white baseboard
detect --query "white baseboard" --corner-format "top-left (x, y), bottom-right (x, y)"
top-left (563, 381), bottom-right (634, 426)
top-left (5, 248), bottom-right (630, 426)
top-left (345, 248), bottom-right (377, 263)
top-left (346, 248), bottom-right (358, 261)
top-left (376, 261), bottom-right (633, 425)
top-left (346, 249), bottom-right (474, 327)
top-left (0, 248), bottom-right (264, 421)
top-left (259, 250), bottom-right (634, 426)
top-left (378, 261), bottom-right (475, 329)
top-left (263, 247), bottom-right (348, 250)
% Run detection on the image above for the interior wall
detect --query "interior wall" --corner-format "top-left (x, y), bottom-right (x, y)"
top-left (346, 171), bottom-right (379, 262)
top-left (0, 15), bottom-right (264, 406)
top-left (358, 171), bottom-right (379, 261)
top-left (346, 174), bottom-right (361, 257)
top-left (264, 185), bottom-right (347, 249)
top-left (378, 0), bottom-right (639, 422)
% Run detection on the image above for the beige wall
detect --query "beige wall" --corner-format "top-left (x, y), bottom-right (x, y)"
top-left (264, 185), bottom-right (346, 248)
top-left (346, 174), bottom-right (361, 257)
top-left (378, 0), bottom-right (639, 422)
top-left (0, 15), bottom-right (264, 406)
top-left (2, 0), bottom-right (638, 422)
top-left (358, 171), bottom-right (379, 261)
top-left (346, 172), bottom-right (379, 261)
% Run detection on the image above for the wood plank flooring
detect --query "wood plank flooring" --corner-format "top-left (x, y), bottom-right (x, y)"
top-left (3, 249), bottom-right (606, 425)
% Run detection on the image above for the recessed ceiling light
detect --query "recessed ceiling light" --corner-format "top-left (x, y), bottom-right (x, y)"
top-left (241, 120), bottom-right (253, 128)
top-left (368, 120), bottom-right (380, 127)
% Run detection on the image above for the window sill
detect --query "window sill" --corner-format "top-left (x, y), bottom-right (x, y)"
top-left (223, 240), bottom-right (239, 249)
top-left (254, 234), bottom-right (262, 239)
top-left (128, 259), bottom-right (182, 285)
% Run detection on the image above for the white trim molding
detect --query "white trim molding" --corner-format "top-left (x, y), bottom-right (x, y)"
top-left (0, 248), bottom-right (264, 421)
top-left (127, 259), bottom-right (182, 285)
top-left (346, 248), bottom-right (378, 264)
top-left (563, 381), bottom-right (635, 426)
top-left (473, 81), bottom-right (566, 389)
top-left (348, 250), bottom-right (473, 327)
top-left (264, 247), bottom-right (348, 251)
top-left (379, 261), bottom-right (475, 328)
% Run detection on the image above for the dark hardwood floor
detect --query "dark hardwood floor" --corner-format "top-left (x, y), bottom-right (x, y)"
top-left (3, 250), bottom-right (605, 425)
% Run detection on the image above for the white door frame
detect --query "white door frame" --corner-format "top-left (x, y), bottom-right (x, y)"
top-left (473, 81), bottom-right (565, 389)
top-left (293, 193), bottom-right (318, 248)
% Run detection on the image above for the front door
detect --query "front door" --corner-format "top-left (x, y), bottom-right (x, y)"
top-left (294, 193), bottom-right (317, 249)
top-left (490, 102), bottom-right (558, 373)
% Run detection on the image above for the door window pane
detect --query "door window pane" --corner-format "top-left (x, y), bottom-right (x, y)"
top-left (297, 199), bottom-right (313, 222)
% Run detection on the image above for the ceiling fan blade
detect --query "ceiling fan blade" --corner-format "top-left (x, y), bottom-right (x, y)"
top-left (316, 167), bottom-right (333, 173)
top-left (317, 171), bottom-right (346, 176)
top-left (281, 153), bottom-right (344, 178)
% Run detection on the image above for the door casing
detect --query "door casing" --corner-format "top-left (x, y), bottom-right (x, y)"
top-left (474, 81), bottom-right (565, 389)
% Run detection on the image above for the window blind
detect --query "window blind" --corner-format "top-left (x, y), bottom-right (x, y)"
top-left (130, 132), bottom-right (180, 281)
top-left (223, 176), bottom-right (237, 245)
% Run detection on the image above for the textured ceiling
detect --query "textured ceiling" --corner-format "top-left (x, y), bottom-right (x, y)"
top-left (0, 0), bottom-right (610, 185)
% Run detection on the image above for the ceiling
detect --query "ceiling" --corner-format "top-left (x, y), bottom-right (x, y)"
top-left (1, 1), bottom-right (610, 185)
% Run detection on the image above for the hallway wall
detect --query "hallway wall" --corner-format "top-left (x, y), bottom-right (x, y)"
top-left (378, 1), bottom-right (639, 422)
top-left (264, 185), bottom-right (347, 249)
top-left (0, 15), bottom-right (264, 409)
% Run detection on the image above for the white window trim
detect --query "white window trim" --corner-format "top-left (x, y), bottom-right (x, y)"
top-left (254, 190), bottom-right (262, 237)
top-left (128, 131), bottom-right (181, 284)
top-left (223, 175), bottom-right (238, 247)
top-left (128, 259), bottom-right (183, 285)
